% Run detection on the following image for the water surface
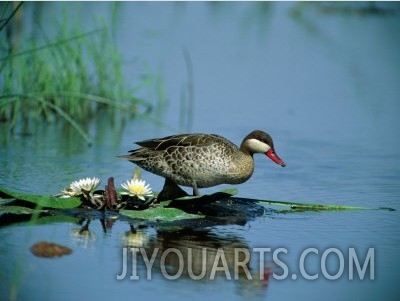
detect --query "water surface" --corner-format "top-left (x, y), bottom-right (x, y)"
top-left (1, 2), bottom-right (399, 301)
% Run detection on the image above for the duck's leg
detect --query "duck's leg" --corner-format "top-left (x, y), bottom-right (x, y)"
top-left (158, 177), bottom-right (188, 202)
top-left (192, 181), bottom-right (200, 196)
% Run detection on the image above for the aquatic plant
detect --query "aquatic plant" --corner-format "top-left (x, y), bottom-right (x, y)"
top-left (0, 2), bottom-right (155, 144)
top-left (121, 178), bottom-right (153, 201)
top-left (60, 177), bottom-right (101, 197)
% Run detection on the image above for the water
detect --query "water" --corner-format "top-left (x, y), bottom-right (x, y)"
top-left (1, 2), bottom-right (400, 300)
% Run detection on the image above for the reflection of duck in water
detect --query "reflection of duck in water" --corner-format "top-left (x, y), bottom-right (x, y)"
top-left (70, 219), bottom-right (96, 248)
top-left (120, 130), bottom-right (285, 198)
top-left (120, 226), bottom-right (272, 295)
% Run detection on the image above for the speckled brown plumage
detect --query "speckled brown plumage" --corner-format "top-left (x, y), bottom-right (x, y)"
top-left (119, 130), bottom-right (285, 196)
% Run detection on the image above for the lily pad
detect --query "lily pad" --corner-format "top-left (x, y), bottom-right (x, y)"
top-left (119, 189), bottom-right (240, 222)
top-left (172, 187), bottom-right (238, 202)
top-left (0, 187), bottom-right (82, 209)
top-left (0, 205), bottom-right (45, 215)
top-left (120, 201), bottom-right (204, 222)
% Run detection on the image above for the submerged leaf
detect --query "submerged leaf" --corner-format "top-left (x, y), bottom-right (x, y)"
top-left (234, 197), bottom-right (372, 211)
top-left (30, 241), bottom-right (73, 258)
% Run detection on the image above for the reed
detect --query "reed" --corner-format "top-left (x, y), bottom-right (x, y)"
top-left (0, 2), bottom-right (154, 144)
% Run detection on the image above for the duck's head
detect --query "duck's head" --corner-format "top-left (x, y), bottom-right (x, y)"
top-left (241, 130), bottom-right (286, 167)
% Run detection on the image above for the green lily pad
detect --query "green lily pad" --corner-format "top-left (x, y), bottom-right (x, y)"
top-left (0, 205), bottom-right (44, 215)
top-left (0, 187), bottom-right (82, 209)
top-left (120, 200), bottom-right (204, 222)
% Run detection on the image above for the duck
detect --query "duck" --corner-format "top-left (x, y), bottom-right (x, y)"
top-left (119, 130), bottom-right (285, 198)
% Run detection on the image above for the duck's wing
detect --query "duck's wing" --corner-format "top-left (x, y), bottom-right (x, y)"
top-left (135, 133), bottom-right (232, 151)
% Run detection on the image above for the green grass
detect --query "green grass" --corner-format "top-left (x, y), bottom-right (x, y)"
top-left (0, 2), bottom-right (156, 144)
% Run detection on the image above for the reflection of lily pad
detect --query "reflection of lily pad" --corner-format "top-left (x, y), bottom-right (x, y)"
top-left (0, 205), bottom-right (50, 226)
top-left (30, 241), bottom-right (73, 258)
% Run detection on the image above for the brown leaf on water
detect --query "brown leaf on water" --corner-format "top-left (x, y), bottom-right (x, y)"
top-left (30, 241), bottom-right (73, 258)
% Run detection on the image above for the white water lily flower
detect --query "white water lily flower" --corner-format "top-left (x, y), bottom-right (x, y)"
top-left (121, 178), bottom-right (153, 200)
top-left (64, 177), bottom-right (101, 196)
